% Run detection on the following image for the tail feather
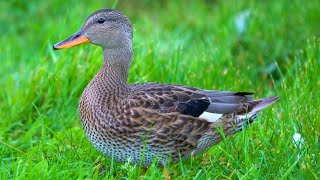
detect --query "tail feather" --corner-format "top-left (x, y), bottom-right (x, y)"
top-left (234, 96), bottom-right (280, 115)
top-left (194, 96), bottom-right (279, 156)
top-left (250, 96), bottom-right (280, 113)
top-left (217, 96), bottom-right (279, 135)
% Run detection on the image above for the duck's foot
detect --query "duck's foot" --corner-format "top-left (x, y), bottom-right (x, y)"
top-left (140, 166), bottom-right (170, 179)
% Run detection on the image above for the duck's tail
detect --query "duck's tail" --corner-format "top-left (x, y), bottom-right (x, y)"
top-left (191, 96), bottom-right (279, 157)
top-left (217, 96), bottom-right (279, 136)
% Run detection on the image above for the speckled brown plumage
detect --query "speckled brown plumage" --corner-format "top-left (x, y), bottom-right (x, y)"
top-left (53, 9), bottom-right (279, 166)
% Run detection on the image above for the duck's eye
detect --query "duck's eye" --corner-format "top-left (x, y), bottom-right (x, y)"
top-left (97, 18), bottom-right (106, 24)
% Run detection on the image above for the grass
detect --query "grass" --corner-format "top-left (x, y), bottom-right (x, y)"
top-left (0, 0), bottom-right (319, 179)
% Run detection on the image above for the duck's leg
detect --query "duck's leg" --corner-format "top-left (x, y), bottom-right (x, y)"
top-left (163, 167), bottom-right (170, 180)
top-left (142, 167), bottom-right (148, 174)
top-left (140, 167), bottom-right (148, 180)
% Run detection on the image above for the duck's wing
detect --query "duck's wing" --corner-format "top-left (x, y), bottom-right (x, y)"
top-left (121, 96), bottom-right (279, 161)
top-left (127, 83), bottom-right (253, 117)
top-left (120, 106), bottom-right (212, 159)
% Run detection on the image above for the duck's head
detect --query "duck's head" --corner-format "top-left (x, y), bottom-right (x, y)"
top-left (53, 9), bottom-right (133, 50)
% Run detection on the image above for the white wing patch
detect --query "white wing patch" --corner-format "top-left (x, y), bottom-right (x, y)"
top-left (199, 112), bottom-right (223, 122)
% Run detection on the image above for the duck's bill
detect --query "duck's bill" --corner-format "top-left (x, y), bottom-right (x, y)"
top-left (53, 30), bottom-right (90, 50)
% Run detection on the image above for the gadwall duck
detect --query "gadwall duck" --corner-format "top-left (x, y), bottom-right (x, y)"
top-left (53, 9), bottom-right (279, 167)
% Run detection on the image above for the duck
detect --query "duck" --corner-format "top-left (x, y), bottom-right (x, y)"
top-left (53, 9), bottom-right (279, 167)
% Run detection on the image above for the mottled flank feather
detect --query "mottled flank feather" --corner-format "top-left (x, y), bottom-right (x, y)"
top-left (54, 9), bottom-right (279, 167)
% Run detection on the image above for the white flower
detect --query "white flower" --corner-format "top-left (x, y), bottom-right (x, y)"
top-left (292, 133), bottom-right (305, 148)
top-left (234, 10), bottom-right (251, 34)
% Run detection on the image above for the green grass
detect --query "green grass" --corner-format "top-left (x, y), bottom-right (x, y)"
top-left (1, 0), bottom-right (319, 179)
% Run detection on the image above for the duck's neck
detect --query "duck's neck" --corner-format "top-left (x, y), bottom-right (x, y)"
top-left (97, 47), bottom-right (132, 91)
top-left (103, 46), bottom-right (133, 67)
